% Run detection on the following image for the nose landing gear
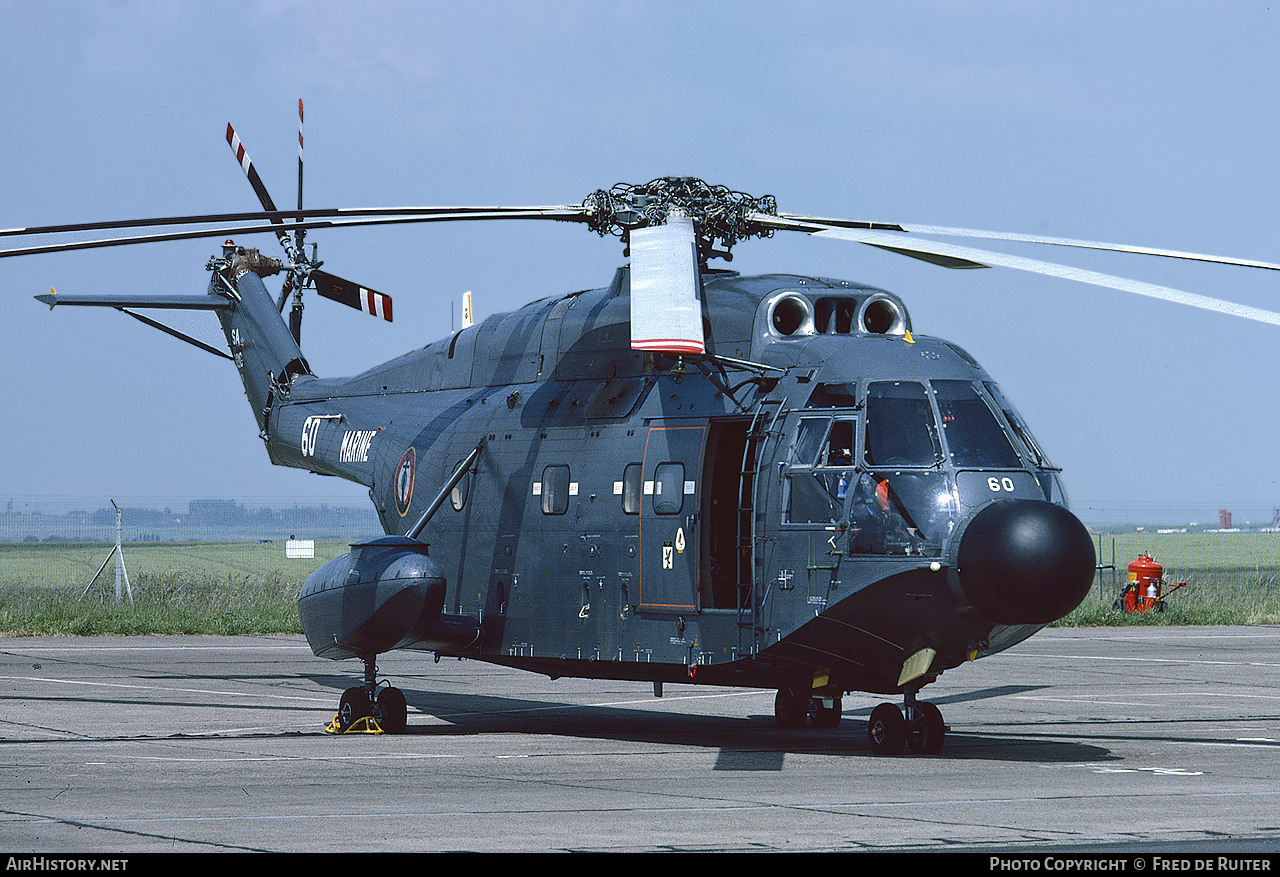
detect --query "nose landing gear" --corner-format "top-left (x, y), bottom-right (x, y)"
top-left (867, 689), bottom-right (946, 755)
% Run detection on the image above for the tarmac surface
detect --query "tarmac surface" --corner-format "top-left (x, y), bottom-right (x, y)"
top-left (1, 626), bottom-right (1278, 853)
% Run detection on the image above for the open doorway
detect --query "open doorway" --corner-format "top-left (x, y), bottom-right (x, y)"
top-left (702, 417), bottom-right (750, 610)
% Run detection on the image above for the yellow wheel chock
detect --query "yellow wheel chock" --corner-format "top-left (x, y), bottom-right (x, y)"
top-left (324, 713), bottom-right (385, 735)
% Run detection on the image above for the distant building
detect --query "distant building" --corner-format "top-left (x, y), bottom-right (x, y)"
top-left (188, 498), bottom-right (244, 525)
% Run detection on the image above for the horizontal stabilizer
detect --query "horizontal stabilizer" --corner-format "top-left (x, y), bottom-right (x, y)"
top-left (629, 213), bottom-right (705, 355)
top-left (35, 292), bottom-right (231, 310)
top-left (312, 270), bottom-right (393, 321)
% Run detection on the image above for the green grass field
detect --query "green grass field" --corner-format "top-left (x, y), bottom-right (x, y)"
top-left (0, 540), bottom-right (351, 636)
top-left (1058, 531), bottom-right (1280, 626)
top-left (1, 531), bottom-right (1278, 635)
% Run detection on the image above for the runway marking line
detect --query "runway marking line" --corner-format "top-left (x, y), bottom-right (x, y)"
top-left (1002, 652), bottom-right (1280, 668)
top-left (0, 674), bottom-right (330, 704)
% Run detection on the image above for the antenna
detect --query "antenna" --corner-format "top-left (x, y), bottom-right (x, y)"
top-left (81, 500), bottom-right (133, 604)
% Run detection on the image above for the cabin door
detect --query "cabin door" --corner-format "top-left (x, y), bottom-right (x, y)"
top-left (637, 422), bottom-right (706, 612)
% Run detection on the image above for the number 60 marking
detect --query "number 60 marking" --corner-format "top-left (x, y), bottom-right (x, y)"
top-left (987, 476), bottom-right (1016, 492)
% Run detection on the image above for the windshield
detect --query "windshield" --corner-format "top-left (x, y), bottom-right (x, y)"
top-left (784, 378), bottom-right (1061, 555)
top-left (932, 380), bottom-right (1022, 468)
top-left (983, 381), bottom-right (1052, 468)
top-left (864, 381), bottom-right (941, 468)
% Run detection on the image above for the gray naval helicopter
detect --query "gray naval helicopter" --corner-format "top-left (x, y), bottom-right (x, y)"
top-left (9, 120), bottom-right (1280, 753)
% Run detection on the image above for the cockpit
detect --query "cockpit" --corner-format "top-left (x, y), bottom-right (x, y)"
top-left (782, 377), bottom-right (1067, 557)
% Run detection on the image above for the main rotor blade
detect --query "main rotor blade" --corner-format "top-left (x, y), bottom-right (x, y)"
top-left (0, 205), bottom-right (588, 241)
top-left (813, 227), bottom-right (1280, 328)
top-left (766, 213), bottom-right (1280, 272)
top-left (0, 208), bottom-right (589, 259)
top-left (629, 212), bottom-right (705, 355)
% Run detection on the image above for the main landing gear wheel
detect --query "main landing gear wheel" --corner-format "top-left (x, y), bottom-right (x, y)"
top-left (811, 696), bottom-right (842, 728)
top-left (774, 688), bottom-right (808, 728)
top-left (867, 696), bottom-right (947, 755)
top-left (774, 688), bottom-right (843, 728)
top-left (867, 702), bottom-right (905, 754)
top-left (906, 701), bottom-right (945, 755)
top-left (330, 654), bottom-right (408, 734)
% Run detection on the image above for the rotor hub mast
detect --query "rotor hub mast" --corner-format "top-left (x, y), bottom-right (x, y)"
top-left (583, 177), bottom-right (777, 264)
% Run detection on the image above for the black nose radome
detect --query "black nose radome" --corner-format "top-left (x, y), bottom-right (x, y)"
top-left (956, 499), bottom-right (1096, 625)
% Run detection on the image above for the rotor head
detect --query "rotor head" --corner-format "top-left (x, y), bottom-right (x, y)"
top-left (582, 177), bottom-right (778, 265)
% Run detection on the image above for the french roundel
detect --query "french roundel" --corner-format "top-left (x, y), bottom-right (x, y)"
top-left (394, 447), bottom-right (416, 517)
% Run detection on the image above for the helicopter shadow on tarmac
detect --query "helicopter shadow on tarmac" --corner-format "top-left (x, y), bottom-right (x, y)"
top-left (305, 674), bottom-right (1117, 769)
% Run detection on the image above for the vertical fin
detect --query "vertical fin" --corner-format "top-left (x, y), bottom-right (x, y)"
top-left (215, 268), bottom-right (310, 433)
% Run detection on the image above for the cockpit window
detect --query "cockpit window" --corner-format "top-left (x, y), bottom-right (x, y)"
top-left (789, 417), bottom-right (829, 467)
top-left (864, 381), bottom-right (941, 468)
top-left (823, 420), bottom-right (854, 467)
top-left (984, 381), bottom-right (1052, 468)
top-left (932, 380), bottom-right (1022, 468)
top-left (808, 382), bottom-right (857, 408)
top-left (784, 416), bottom-right (857, 525)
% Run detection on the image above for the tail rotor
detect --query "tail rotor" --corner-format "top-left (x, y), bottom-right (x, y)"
top-left (225, 102), bottom-right (394, 345)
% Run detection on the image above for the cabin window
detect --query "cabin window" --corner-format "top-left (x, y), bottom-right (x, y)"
top-left (652, 462), bottom-right (684, 515)
top-left (451, 469), bottom-right (470, 511)
top-left (864, 381), bottom-right (941, 468)
top-left (932, 380), bottom-right (1021, 468)
top-left (541, 465), bottom-right (570, 515)
top-left (621, 462), bottom-right (642, 515)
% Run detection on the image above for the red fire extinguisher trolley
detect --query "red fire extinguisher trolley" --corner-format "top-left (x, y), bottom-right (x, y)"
top-left (1115, 552), bottom-right (1186, 613)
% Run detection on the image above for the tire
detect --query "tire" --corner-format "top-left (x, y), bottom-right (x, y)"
top-left (812, 697), bottom-right (842, 729)
top-left (338, 686), bottom-right (372, 731)
top-left (376, 686), bottom-right (407, 734)
top-left (907, 701), bottom-right (945, 755)
top-left (774, 688), bottom-right (808, 728)
top-left (867, 703), bottom-right (905, 755)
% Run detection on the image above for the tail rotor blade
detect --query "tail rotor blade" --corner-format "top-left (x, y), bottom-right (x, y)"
top-left (226, 121), bottom-right (300, 265)
top-left (312, 269), bottom-right (393, 322)
top-left (226, 122), bottom-right (281, 214)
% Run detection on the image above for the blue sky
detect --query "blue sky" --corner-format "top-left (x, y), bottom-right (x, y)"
top-left (2, 1), bottom-right (1277, 525)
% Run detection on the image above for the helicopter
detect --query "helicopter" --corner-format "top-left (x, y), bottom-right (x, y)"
top-left (6, 108), bottom-right (1279, 754)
